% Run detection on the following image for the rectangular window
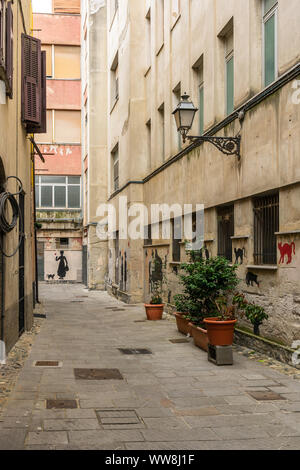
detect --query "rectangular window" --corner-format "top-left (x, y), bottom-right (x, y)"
top-left (217, 206), bottom-right (234, 262)
top-left (146, 8), bottom-right (151, 69)
top-left (54, 110), bottom-right (81, 144)
top-left (112, 145), bottom-right (119, 192)
top-left (42, 45), bottom-right (53, 78)
top-left (110, 0), bottom-right (118, 24)
top-left (110, 52), bottom-right (119, 108)
top-left (156, 0), bottom-right (164, 53)
top-left (58, 238), bottom-right (69, 249)
top-left (253, 193), bottom-right (279, 265)
top-left (146, 119), bottom-right (151, 170)
top-left (225, 32), bottom-right (234, 116)
top-left (35, 110), bottom-right (53, 144)
top-left (32, 0), bottom-right (53, 13)
top-left (54, 45), bottom-right (81, 79)
top-left (172, 217), bottom-right (182, 262)
top-left (158, 103), bottom-right (165, 162)
top-left (171, 0), bottom-right (180, 28)
top-left (263, 0), bottom-right (278, 87)
top-left (53, 0), bottom-right (80, 14)
top-left (144, 224), bottom-right (152, 246)
top-left (173, 84), bottom-right (181, 151)
top-left (35, 176), bottom-right (81, 209)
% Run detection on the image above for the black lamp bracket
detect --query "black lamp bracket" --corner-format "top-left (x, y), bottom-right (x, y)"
top-left (184, 134), bottom-right (241, 161)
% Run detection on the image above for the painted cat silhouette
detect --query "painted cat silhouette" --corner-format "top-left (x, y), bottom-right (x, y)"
top-left (246, 272), bottom-right (260, 288)
top-left (278, 242), bottom-right (295, 265)
top-left (234, 248), bottom-right (245, 265)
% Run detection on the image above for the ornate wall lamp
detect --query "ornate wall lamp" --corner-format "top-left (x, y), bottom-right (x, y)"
top-left (173, 93), bottom-right (241, 161)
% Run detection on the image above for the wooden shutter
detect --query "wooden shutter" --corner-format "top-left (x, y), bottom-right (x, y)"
top-left (21, 34), bottom-right (42, 125)
top-left (53, 0), bottom-right (80, 14)
top-left (27, 51), bottom-right (47, 134)
top-left (5, 1), bottom-right (13, 98)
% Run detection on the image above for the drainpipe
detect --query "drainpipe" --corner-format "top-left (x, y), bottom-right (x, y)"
top-left (1, 234), bottom-right (5, 342)
top-left (32, 152), bottom-right (40, 304)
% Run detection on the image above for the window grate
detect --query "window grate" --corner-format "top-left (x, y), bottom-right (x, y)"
top-left (253, 193), bottom-right (279, 265)
top-left (217, 206), bottom-right (234, 262)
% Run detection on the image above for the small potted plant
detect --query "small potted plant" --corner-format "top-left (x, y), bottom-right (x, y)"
top-left (233, 293), bottom-right (269, 336)
top-left (144, 280), bottom-right (164, 321)
top-left (203, 298), bottom-right (238, 347)
top-left (173, 296), bottom-right (192, 336)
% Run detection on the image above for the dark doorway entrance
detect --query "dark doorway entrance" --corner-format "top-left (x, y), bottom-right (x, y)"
top-left (82, 245), bottom-right (88, 286)
top-left (19, 192), bottom-right (25, 336)
top-left (37, 241), bottom-right (45, 282)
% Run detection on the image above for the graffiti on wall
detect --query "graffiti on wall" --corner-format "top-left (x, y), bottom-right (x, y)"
top-left (278, 242), bottom-right (296, 265)
top-left (55, 251), bottom-right (69, 279)
top-left (234, 248), bottom-right (245, 265)
top-left (149, 249), bottom-right (163, 294)
top-left (246, 272), bottom-right (260, 288)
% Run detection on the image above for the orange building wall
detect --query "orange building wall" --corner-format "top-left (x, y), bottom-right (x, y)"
top-left (33, 12), bottom-right (81, 177)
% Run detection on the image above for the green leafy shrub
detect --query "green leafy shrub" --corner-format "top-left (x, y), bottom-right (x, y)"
top-left (233, 293), bottom-right (268, 336)
top-left (174, 252), bottom-right (239, 325)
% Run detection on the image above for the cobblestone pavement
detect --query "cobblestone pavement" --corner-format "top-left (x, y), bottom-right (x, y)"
top-left (0, 283), bottom-right (300, 450)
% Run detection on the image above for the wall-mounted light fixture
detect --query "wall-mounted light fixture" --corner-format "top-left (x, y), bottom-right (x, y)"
top-left (173, 93), bottom-right (241, 160)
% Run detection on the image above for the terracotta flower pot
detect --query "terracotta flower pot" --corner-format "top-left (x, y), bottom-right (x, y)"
top-left (189, 323), bottom-right (209, 352)
top-left (144, 304), bottom-right (164, 321)
top-left (203, 317), bottom-right (237, 346)
top-left (174, 312), bottom-right (191, 336)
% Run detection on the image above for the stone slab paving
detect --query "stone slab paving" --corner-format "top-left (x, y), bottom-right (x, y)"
top-left (0, 283), bottom-right (300, 450)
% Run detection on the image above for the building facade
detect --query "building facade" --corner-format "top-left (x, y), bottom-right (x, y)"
top-left (82, 0), bottom-right (300, 346)
top-left (0, 0), bottom-right (40, 352)
top-left (33, 0), bottom-right (83, 284)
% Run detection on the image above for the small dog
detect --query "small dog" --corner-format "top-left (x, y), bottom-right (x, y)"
top-left (47, 274), bottom-right (55, 280)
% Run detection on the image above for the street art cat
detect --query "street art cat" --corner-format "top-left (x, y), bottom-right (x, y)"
top-left (47, 274), bottom-right (55, 280)
top-left (234, 248), bottom-right (245, 265)
top-left (278, 242), bottom-right (296, 265)
top-left (246, 272), bottom-right (260, 288)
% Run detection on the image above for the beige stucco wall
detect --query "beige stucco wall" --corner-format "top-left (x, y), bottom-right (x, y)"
top-left (83, 0), bottom-right (300, 345)
top-left (0, 0), bottom-right (34, 352)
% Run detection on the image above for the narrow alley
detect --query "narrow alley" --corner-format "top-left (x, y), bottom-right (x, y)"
top-left (0, 284), bottom-right (300, 450)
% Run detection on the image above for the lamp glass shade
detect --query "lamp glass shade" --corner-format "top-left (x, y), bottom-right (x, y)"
top-left (173, 94), bottom-right (198, 133)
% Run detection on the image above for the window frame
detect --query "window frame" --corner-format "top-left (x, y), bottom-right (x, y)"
top-left (225, 47), bottom-right (234, 116)
top-left (262, 0), bottom-right (278, 88)
top-left (35, 175), bottom-right (81, 210)
top-left (111, 145), bottom-right (119, 193)
top-left (253, 193), bottom-right (279, 265)
top-left (217, 205), bottom-right (234, 262)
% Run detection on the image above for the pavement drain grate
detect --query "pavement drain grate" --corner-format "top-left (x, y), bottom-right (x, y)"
top-left (71, 300), bottom-right (84, 303)
top-left (34, 361), bottom-right (61, 367)
top-left (47, 399), bottom-right (78, 409)
top-left (134, 320), bottom-right (146, 323)
top-left (74, 368), bottom-right (124, 380)
top-left (247, 391), bottom-right (286, 401)
top-left (169, 338), bottom-right (190, 344)
top-left (33, 314), bottom-right (47, 319)
top-left (118, 348), bottom-right (152, 355)
top-left (95, 409), bottom-right (145, 429)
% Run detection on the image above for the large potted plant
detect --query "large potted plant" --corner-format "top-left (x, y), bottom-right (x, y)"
top-left (175, 252), bottom-right (239, 350)
top-left (144, 280), bottom-right (164, 321)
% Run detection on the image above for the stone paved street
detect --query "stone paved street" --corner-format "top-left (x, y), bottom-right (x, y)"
top-left (0, 283), bottom-right (300, 450)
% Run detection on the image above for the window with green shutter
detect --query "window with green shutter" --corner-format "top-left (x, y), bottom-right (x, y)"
top-left (199, 85), bottom-right (204, 135)
top-left (225, 31), bottom-right (234, 116)
top-left (226, 54), bottom-right (234, 116)
top-left (263, 0), bottom-right (278, 87)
